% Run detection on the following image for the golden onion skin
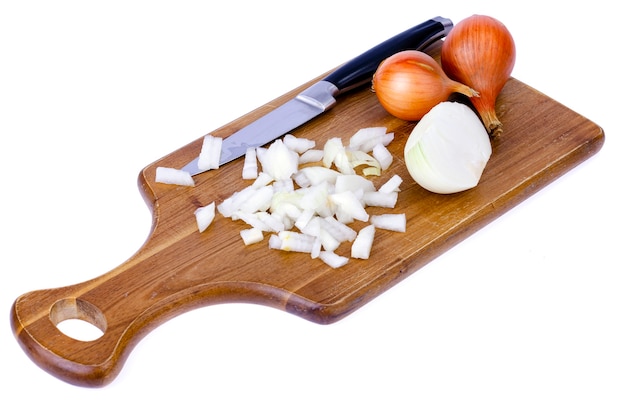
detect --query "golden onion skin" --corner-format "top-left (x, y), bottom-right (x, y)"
top-left (441, 15), bottom-right (516, 137)
top-left (372, 50), bottom-right (477, 121)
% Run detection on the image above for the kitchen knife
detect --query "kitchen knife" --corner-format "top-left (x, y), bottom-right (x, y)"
top-left (182, 16), bottom-right (453, 176)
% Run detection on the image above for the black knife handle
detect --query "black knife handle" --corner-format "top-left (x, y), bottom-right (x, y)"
top-left (323, 16), bottom-right (453, 94)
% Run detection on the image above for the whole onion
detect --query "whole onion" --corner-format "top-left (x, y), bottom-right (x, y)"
top-left (372, 50), bottom-right (478, 121)
top-left (441, 15), bottom-right (516, 138)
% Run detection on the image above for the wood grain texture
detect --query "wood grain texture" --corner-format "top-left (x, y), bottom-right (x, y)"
top-left (10, 44), bottom-right (604, 387)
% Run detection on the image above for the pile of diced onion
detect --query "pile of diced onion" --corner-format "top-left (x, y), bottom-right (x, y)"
top-left (156, 127), bottom-right (406, 268)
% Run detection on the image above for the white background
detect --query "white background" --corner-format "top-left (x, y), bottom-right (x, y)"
top-left (1, 1), bottom-right (623, 412)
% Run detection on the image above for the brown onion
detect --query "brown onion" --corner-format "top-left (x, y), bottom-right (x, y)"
top-left (372, 50), bottom-right (478, 121)
top-left (441, 15), bottom-right (516, 138)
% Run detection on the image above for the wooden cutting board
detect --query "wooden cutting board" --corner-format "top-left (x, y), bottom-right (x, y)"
top-left (10, 43), bottom-right (604, 387)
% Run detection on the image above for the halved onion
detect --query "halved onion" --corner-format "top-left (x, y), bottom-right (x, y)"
top-left (404, 101), bottom-right (492, 194)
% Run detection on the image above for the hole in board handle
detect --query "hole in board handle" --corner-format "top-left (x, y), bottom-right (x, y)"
top-left (50, 298), bottom-right (107, 342)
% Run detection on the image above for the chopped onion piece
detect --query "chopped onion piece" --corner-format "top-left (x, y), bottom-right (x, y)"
top-left (231, 211), bottom-right (272, 232)
top-left (300, 217), bottom-right (340, 251)
top-left (294, 208), bottom-right (316, 231)
top-left (333, 148), bottom-right (355, 175)
top-left (240, 227), bottom-right (264, 245)
top-left (268, 234), bottom-right (281, 249)
top-left (310, 237), bottom-right (322, 259)
top-left (298, 182), bottom-right (333, 217)
top-left (155, 167), bottom-right (195, 187)
top-left (256, 211), bottom-right (286, 233)
top-left (299, 166), bottom-right (341, 186)
top-left (271, 231), bottom-right (316, 253)
top-left (318, 228), bottom-right (341, 252)
top-left (300, 216), bottom-right (322, 237)
top-left (271, 205), bottom-right (302, 230)
top-left (292, 170), bottom-right (311, 188)
top-left (198, 134), bottom-right (223, 171)
top-left (321, 135), bottom-right (352, 174)
top-left (217, 186), bottom-right (257, 217)
top-left (362, 167), bottom-right (381, 177)
top-left (242, 147), bottom-right (258, 179)
top-left (347, 150), bottom-right (381, 176)
top-left (299, 149), bottom-right (324, 164)
top-left (362, 191), bottom-right (398, 208)
top-left (272, 179), bottom-right (295, 194)
top-left (372, 142), bottom-right (393, 170)
top-left (256, 147), bottom-right (267, 164)
top-left (283, 134), bottom-right (316, 153)
top-left (270, 191), bottom-right (302, 211)
top-left (321, 216), bottom-right (358, 242)
top-left (238, 185), bottom-right (273, 213)
top-left (370, 213), bottom-right (406, 232)
top-left (378, 174), bottom-right (403, 193)
top-left (322, 137), bottom-right (344, 168)
top-left (260, 139), bottom-right (299, 181)
top-left (335, 174), bottom-right (376, 194)
top-left (252, 172), bottom-right (274, 189)
top-left (272, 211), bottom-right (295, 232)
top-left (348, 127), bottom-right (389, 152)
top-left (351, 224), bottom-right (376, 259)
top-left (350, 132), bottom-right (394, 153)
top-left (318, 250), bottom-right (349, 268)
top-left (329, 190), bottom-right (369, 223)
top-left (194, 202), bottom-right (216, 233)
top-left (271, 190), bottom-right (303, 218)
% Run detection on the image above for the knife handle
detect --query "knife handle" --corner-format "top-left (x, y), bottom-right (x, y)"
top-left (323, 16), bottom-right (452, 93)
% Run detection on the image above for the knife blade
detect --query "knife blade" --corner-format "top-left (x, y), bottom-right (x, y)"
top-left (182, 16), bottom-right (453, 176)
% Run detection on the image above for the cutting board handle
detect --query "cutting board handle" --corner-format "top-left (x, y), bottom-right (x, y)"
top-left (9, 253), bottom-right (299, 387)
top-left (9, 168), bottom-right (308, 387)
